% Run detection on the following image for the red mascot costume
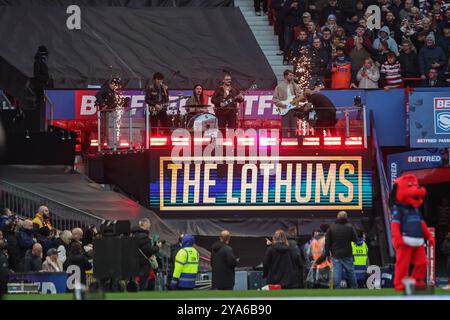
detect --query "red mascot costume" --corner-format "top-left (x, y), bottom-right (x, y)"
top-left (390, 174), bottom-right (435, 291)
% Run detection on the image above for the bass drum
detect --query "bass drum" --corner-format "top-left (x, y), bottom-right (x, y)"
top-left (186, 113), bottom-right (219, 138)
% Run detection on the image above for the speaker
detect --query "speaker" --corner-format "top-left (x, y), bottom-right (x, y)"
top-left (100, 220), bottom-right (131, 237)
top-left (93, 237), bottom-right (139, 279)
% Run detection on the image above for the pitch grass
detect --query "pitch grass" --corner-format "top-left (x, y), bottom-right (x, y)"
top-left (4, 288), bottom-right (450, 300)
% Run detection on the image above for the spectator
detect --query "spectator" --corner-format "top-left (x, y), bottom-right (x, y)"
top-left (316, 211), bottom-right (358, 289)
top-left (341, 0), bottom-right (357, 22)
top-left (437, 198), bottom-right (450, 247)
top-left (322, 0), bottom-right (342, 26)
top-left (286, 225), bottom-right (304, 288)
top-left (170, 234), bottom-right (199, 290)
top-left (2, 219), bottom-right (20, 272)
top-left (300, 11), bottom-right (312, 29)
top-left (430, 0), bottom-right (444, 22)
top-left (411, 29), bottom-right (428, 52)
top-left (282, 0), bottom-right (304, 59)
top-left (333, 26), bottom-right (347, 51)
top-left (22, 243), bottom-right (43, 272)
top-left (306, 21), bottom-right (322, 44)
top-left (373, 26), bottom-right (399, 54)
top-left (329, 44), bottom-right (354, 88)
top-left (272, 0), bottom-right (286, 51)
top-left (383, 11), bottom-right (402, 44)
top-left (442, 231), bottom-right (450, 290)
top-left (42, 248), bottom-right (63, 272)
top-left (354, 0), bottom-right (366, 20)
top-left (81, 225), bottom-right (98, 247)
top-left (439, 8), bottom-right (450, 31)
top-left (321, 28), bottom-right (334, 59)
top-left (69, 227), bottom-right (83, 252)
top-left (211, 230), bottom-right (238, 290)
top-left (309, 37), bottom-right (331, 88)
top-left (322, 14), bottom-right (339, 34)
top-left (254, 0), bottom-right (268, 16)
top-left (309, 223), bottom-right (332, 288)
top-left (358, 18), bottom-right (374, 41)
top-left (400, 17), bottom-right (417, 42)
top-left (399, 0), bottom-right (415, 21)
top-left (32, 205), bottom-right (52, 231)
top-left (302, 230), bottom-right (316, 272)
top-left (263, 229), bottom-right (302, 289)
top-left (437, 25), bottom-right (450, 58)
top-left (420, 17), bottom-right (434, 34)
top-left (399, 40), bottom-right (421, 86)
top-left (0, 208), bottom-right (13, 230)
top-left (422, 67), bottom-right (446, 86)
top-left (168, 233), bottom-right (184, 285)
top-left (36, 226), bottom-right (55, 256)
top-left (343, 14), bottom-right (360, 36)
top-left (0, 239), bottom-right (9, 295)
top-left (131, 218), bottom-right (161, 291)
top-left (389, 0), bottom-right (403, 20)
top-left (347, 26), bottom-right (373, 72)
top-left (356, 58), bottom-right (380, 88)
top-left (64, 242), bottom-right (92, 284)
top-left (17, 219), bottom-right (36, 258)
top-left (352, 229), bottom-right (369, 287)
top-left (419, 32), bottom-right (447, 79)
top-left (287, 29), bottom-right (310, 63)
top-left (54, 230), bottom-right (72, 264)
top-left (381, 52), bottom-right (403, 89)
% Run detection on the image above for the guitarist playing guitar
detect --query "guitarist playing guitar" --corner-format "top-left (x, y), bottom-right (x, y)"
top-left (211, 72), bottom-right (245, 130)
top-left (145, 72), bottom-right (170, 133)
top-left (273, 70), bottom-right (303, 138)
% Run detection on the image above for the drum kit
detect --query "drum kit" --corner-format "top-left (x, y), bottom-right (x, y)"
top-left (168, 103), bottom-right (219, 137)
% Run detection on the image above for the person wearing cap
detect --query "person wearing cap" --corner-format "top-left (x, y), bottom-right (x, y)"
top-left (418, 32), bottom-right (447, 79)
top-left (300, 11), bottom-right (312, 28)
top-left (322, 14), bottom-right (339, 34)
top-left (42, 248), bottom-right (63, 272)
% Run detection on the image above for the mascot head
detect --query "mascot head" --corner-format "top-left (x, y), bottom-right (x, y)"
top-left (391, 174), bottom-right (426, 208)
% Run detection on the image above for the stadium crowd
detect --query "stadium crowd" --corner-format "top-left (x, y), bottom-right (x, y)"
top-left (263, 0), bottom-right (450, 89)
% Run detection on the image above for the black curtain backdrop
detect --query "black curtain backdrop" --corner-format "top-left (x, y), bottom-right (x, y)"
top-left (0, 6), bottom-right (275, 97)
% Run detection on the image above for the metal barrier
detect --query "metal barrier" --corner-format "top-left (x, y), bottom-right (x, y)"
top-left (0, 179), bottom-right (104, 230)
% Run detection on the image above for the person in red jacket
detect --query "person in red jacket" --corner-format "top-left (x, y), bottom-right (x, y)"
top-left (389, 174), bottom-right (435, 291)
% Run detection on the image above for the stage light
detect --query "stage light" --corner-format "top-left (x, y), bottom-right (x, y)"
top-left (302, 137), bottom-right (320, 146)
top-left (237, 137), bottom-right (255, 146)
top-left (150, 137), bottom-right (168, 146)
top-left (281, 138), bottom-right (298, 147)
top-left (259, 137), bottom-right (278, 146)
top-left (344, 137), bottom-right (363, 146)
top-left (172, 137), bottom-right (190, 146)
top-left (119, 142), bottom-right (130, 148)
top-left (324, 136), bottom-right (342, 146)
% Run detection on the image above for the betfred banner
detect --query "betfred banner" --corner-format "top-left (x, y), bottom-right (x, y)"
top-left (409, 92), bottom-right (450, 147)
top-left (387, 149), bottom-right (445, 188)
top-left (45, 89), bottom-right (362, 122)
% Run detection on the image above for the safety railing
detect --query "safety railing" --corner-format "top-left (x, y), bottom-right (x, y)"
top-left (0, 179), bottom-right (104, 230)
top-left (370, 111), bottom-right (395, 258)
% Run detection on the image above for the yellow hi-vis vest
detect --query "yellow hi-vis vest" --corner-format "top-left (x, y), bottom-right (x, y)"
top-left (351, 241), bottom-right (368, 266)
top-left (172, 247), bottom-right (199, 289)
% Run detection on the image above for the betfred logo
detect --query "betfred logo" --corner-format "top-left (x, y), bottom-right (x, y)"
top-left (75, 90), bottom-right (98, 120)
top-left (434, 97), bottom-right (450, 134)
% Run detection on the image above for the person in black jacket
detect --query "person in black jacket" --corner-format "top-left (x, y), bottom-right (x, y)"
top-left (316, 211), bottom-right (358, 288)
top-left (211, 230), bottom-right (238, 290)
top-left (263, 229), bottom-right (302, 289)
top-left (286, 225), bottom-right (304, 288)
top-left (64, 242), bottom-right (92, 285)
top-left (22, 243), bottom-right (43, 272)
top-left (2, 220), bottom-right (20, 272)
top-left (308, 37), bottom-right (331, 89)
top-left (398, 40), bottom-right (421, 87)
top-left (301, 89), bottom-right (337, 135)
top-left (0, 239), bottom-right (9, 295)
top-left (131, 218), bottom-right (161, 291)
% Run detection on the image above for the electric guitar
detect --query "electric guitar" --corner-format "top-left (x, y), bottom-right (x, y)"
top-left (219, 83), bottom-right (258, 110)
top-left (276, 85), bottom-right (324, 116)
top-left (148, 96), bottom-right (185, 116)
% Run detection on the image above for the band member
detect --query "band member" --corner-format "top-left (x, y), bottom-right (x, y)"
top-left (95, 77), bottom-right (124, 146)
top-left (211, 73), bottom-right (244, 129)
top-left (186, 84), bottom-right (206, 106)
top-left (273, 69), bottom-right (302, 138)
top-left (301, 88), bottom-right (337, 135)
top-left (145, 72), bottom-right (170, 131)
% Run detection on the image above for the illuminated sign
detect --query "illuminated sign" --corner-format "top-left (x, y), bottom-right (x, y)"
top-left (150, 156), bottom-right (372, 211)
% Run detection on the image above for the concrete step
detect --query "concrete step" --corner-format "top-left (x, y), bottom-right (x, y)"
top-left (249, 26), bottom-right (274, 32)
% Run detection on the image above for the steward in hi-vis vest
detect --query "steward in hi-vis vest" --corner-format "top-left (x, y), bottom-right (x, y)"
top-left (351, 235), bottom-right (369, 284)
top-left (170, 234), bottom-right (199, 290)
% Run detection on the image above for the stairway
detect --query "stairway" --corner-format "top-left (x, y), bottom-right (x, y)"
top-left (235, 0), bottom-right (285, 83)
